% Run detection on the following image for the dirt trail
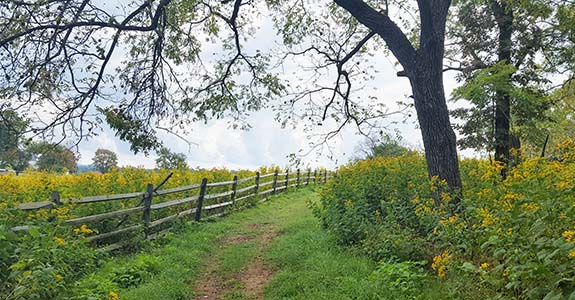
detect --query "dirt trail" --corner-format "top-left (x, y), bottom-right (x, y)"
top-left (194, 223), bottom-right (279, 300)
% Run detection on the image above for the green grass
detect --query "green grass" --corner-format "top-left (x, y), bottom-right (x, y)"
top-left (68, 188), bottom-right (454, 300)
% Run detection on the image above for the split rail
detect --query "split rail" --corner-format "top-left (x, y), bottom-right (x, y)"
top-left (12, 169), bottom-right (332, 252)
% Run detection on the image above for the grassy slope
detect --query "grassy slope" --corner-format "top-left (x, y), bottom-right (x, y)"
top-left (74, 188), bottom-right (450, 300)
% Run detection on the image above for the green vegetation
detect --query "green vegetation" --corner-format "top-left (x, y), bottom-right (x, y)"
top-left (92, 149), bottom-right (118, 174)
top-left (316, 142), bottom-right (575, 299)
top-left (16, 188), bottom-right (450, 300)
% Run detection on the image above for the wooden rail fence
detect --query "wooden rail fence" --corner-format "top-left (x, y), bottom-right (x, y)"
top-left (11, 169), bottom-right (332, 252)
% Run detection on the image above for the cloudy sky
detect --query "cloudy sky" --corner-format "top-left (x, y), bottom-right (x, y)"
top-left (72, 2), bottom-right (467, 171)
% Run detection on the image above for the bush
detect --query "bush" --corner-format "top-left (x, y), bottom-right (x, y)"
top-left (369, 260), bottom-right (431, 299)
top-left (317, 140), bottom-right (575, 299)
top-left (359, 223), bottom-right (428, 262)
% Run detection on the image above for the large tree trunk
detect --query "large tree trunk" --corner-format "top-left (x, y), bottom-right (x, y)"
top-left (334, 0), bottom-right (463, 195)
top-left (410, 68), bottom-right (462, 199)
top-left (493, 1), bottom-right (513, 167)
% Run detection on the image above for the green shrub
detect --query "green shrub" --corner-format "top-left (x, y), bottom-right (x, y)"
top-left (369, 260), bottom-right (432, 300)
top-left (318, 142), bottom-right (575, 299)
top-left (359, 223), bottom-right (428, 262)
top-left (111, 256), bottom-right (161, 288)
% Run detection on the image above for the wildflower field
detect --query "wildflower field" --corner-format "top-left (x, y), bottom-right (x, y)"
top-left (0, 166), bottom-right (263, 300)
top-left (315, 139), bottom-right (575, 299)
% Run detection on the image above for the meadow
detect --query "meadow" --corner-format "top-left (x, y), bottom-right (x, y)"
top-left (2, 139), bottom-right (575, 300)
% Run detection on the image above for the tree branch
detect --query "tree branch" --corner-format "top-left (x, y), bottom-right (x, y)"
top-left (333, 0), bottom-right (416, 71)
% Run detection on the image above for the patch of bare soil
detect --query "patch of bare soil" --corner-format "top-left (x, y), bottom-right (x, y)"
top-left (193, 224), bottom-right (279, 300)
top-left (194, 258), bottom-right (224, 300)
top-left (237, 256), bottom-right (275, 300)
top-left (221, 234), bottom-right (256, 246)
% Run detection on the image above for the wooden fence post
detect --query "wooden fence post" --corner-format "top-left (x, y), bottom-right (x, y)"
top-left (195, 178), bottom-right (208, 222)
top-left (285, 169), bottom-right (289, 191)
top-left (272, 169), bottom-right (278, 194)
top-left (143, 184), bottom-right (153, 233)
top-left (254, 172), bottom-right (260, 195)
top-left (324, 170), bottom-right (328, 183)
top-left (306, 169), bottom-right (311, 185)
top-left (51, 191), bottom-right (61, 206)
top-left (313, 169), bottom-right (317, 184)
top-left (296, 169), bottom-right (300, 188)
top-left (231, 175), bottom-right (238, 204)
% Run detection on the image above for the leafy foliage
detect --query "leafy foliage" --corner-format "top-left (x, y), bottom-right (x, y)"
top-left (317, 140), bottom-right (575, 299)
top-left (92, 149), bottom-right (118, 173)
top-left (27, 142), bottom-right (78, 173)
top-left (155, 147), bottom-right (188, 170)
top-left (355, 133), bottom-right (414, 160)
top-left (448, 0), bottom-right (573, 155)
top-left (0, 109), bottom-right (30, 173)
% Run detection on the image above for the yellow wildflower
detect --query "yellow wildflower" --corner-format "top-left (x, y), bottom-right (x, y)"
top-left (431, 251), bottom-right (451, 280)
top-left (109, 291), bottom-right (119, 300)
top-left (74, 224), bottom-right (94, 235)
top-left (55, 274), bottom-right (64, 281)
top-left (520, 203), bottom-right (539, 211)
top-left (563, 230), bottom-right (575, 242)
top-left (53, 237), bottom-right (66, 245)
top-left (439, 215), bottom-right (459, 226)
top-left (480, 262), bottom-right (490, 270)
top-left (569, 251), bottom-right (575, 259)
top-left (477, 208), bottom-right (498, 227)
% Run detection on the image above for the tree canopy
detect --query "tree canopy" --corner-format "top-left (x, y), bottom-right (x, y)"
top-left (0, 109), bottom-right (30, 173)
top-left (0, 0), bottom-right (465, 192)
top-left (92, 149), bottom-right (118, 173)
top-left (448, 0), bottom-right (574, 163)
top-left (155, 147), bottom-right (188, 170)
top-left (28, 142), bottom-right (78, 173)
top-left (355, 133), bottom-right (414, 159)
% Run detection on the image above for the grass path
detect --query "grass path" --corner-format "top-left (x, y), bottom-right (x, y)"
top-left (89, 187), bottom-right (448, 300)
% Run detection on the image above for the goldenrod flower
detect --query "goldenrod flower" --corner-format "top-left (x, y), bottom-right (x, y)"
top-left (53, 237), bottom-right (66, 245)
top-left (432, 251), bottom-right (451, 280)
top-left (109, 291), bottom-right (119, 300)
top-left (563, 230), bottom-right (575, 242)
top-left (74, 224), bottom-right (94, 235)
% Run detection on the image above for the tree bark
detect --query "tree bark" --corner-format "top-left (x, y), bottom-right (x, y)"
top-left (410, 62), bottom-right (462, 200)
top-left (334, 0), bottom-right (463, 195)
top-left (493, 1), bottom-right (513, 168)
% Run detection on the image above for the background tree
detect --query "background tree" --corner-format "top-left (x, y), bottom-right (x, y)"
top-left (0, 109), bottom-right (30, 173)
top-left (28, 142), bottom-right (78, 173)
top-left (92, 149), bottom-right (118, 173)
top-left (155, 147), bottom-right (188, 170)
top-left (520, 82), bottom-right (575, 157)
top-left (447, 0), bottom-right (574, 165)
top-left (355, 133), bottom-right (414, 160)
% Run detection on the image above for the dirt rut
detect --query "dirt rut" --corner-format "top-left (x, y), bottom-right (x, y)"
top-left (194, 224), bottom-right (279, 300)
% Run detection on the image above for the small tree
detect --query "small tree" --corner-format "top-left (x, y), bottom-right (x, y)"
top-left (0, 109), bottom-right (29, 173)
top-left (356, 134), bottom-right (414, 160)
top-left (155, 147), bottom-right (188, 170)
top-left (29, 142), bottom-right (78, 173)
top-left (92, 149), bottom-right (118, 173)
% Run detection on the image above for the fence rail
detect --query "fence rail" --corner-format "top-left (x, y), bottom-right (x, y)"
top-left (11, 168), bottom-right (333, 252)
